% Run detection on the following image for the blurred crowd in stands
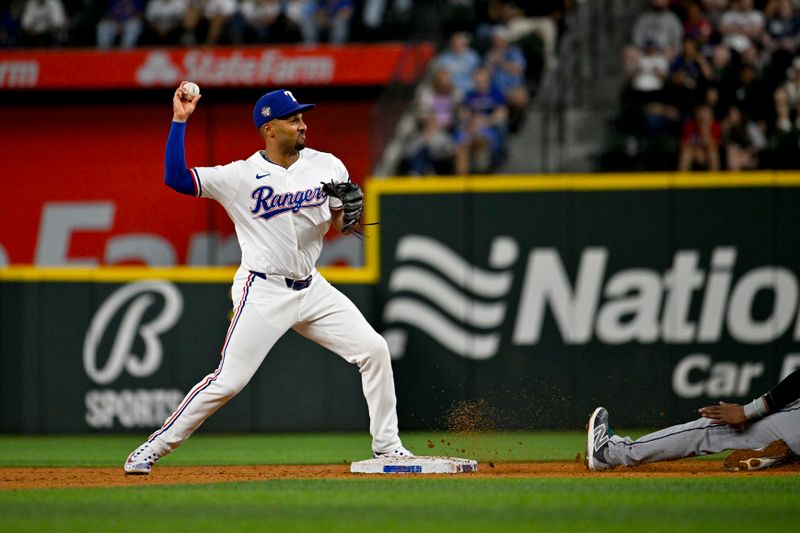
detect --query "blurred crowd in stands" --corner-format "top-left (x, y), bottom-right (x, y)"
top-left (0, 0), bottom-right (568, 51)
top-left (400, 1), bottom-right (572, 176)
top-left (5, 1), bottom-right (796, 175)
top-left (1, 0), bottom-right (368, 47)
top-left (603, 0), bottom-right (800, 171)
top-left (0, 0), bottom-right (572, 177)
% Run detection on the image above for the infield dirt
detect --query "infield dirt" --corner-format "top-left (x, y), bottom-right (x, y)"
top-left (3, 461), bottom-right (800, 490)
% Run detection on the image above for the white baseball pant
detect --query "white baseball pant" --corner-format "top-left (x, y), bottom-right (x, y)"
top-left (146, 266), bottom-right (402, 455)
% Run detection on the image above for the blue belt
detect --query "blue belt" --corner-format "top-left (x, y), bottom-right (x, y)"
top-left (250, 271), bottom-right (312, 291)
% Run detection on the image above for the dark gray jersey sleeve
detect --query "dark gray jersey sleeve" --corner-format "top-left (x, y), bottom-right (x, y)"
top-left (764, 369), bottom-right (800, 412)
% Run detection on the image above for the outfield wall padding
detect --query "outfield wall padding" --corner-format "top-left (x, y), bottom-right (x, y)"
top-left (3, 175), bottom-right (800, 432)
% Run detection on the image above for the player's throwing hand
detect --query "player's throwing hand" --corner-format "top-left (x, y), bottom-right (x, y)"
top-left (173, 81), bottom-right (201, 123)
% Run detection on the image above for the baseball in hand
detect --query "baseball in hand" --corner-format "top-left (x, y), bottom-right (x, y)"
top-left (183, 82), bottom-right (200, 99)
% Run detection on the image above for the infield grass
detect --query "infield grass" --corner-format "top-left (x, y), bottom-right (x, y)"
top-left (1, 432), bottom-right (798, 532)
top-left (0, 431), bottom-right (583, 466)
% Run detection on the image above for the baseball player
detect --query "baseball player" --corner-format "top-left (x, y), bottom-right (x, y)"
top-left (124, 83), bottom-right (413, 474)
top-left (587, 368), bottom-right (800, 471)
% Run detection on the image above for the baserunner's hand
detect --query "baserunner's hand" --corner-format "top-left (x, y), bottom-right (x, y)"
top-left (698, 402), bottom-right (747, 426)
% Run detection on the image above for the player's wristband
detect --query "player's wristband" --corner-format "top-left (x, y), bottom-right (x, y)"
top-left (743, 397), bottom-right (768, 420)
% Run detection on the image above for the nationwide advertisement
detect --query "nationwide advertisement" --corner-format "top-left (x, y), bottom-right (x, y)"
top-left (373, 174), bottom-right (800, 428)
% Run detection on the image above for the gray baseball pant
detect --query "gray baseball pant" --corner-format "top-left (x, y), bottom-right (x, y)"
top-left (606, 399), bottom-right (800, 467)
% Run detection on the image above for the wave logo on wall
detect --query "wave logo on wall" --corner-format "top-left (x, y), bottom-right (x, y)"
top-left (382, 235), bottom-right (518, 360)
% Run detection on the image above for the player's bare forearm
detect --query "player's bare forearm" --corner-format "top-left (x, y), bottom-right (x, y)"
top-left (173, 81), bottom-right (201, 122)
top-left (331, 209), bottom-right (344, 233)
top-left (698, 402), bottom-right (747, 426)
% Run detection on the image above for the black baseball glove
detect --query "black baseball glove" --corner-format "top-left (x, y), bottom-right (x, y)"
top-left (322, 180), bottom-right (366, 236)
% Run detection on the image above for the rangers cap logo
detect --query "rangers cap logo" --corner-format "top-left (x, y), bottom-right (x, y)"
top-left (253, 89), bottom-right (315, 129)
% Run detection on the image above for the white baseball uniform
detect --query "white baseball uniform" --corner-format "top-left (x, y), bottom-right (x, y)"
top-left (146, 139), bottom-right (402, 456)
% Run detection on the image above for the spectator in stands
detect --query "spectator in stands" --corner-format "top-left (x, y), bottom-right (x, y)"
top-left (463, 65), bottom-right (509, 135)
top-left (454, 110), bottom-right (504, 174)
top-left (719, 60), bottom-right (770, 124)
top-left (678, 103), bottom-right (722, 170)
top-left (631, 0), bottom-right (684, 60)
top-left (769, 63), bottom-right (800, 168)
top-left (182, 0), bottom-right (237, 45)
top-left (721, 105), bottom-right (764, 169)
top-left (644, 65), bottom-right (700, 137)
top-left (0, 1), bottom-right (24, 47)
top-left (143, 0), bottom-right (189, 45)
top-left (488, 0), bottom-right (561, 70)
top-left (294, 0), bottom-right (353, 45)
top-left (402, 115), bottom-right (458, 176)
top-left (682, 0), bottom-right (714, 56)
top-left (238, 0), bottom-right (282, 43)
top-left (401, 61), bottom-right (466, 177)
top-left (719, 0), bottom-right (765, 55)
top-left (363, 0), bottom-right (404, 31)
top-left (710, 42), bottom-right (734, 85)
top-left (484, 24), bottom-right (529, 132)
top-left (281, 0), bottom-right (311, 41)
top-left (461, 66), bottom-right (509, 167)
top-left (623, 38), bottom-right (671, 107)
top-left (362, 0), bottom-right (416, 40)
top-left (417, 68), bottom-right (463, 131)
top-left (433, 31), bottom-right (482, 95)
top-left (761, 0), bottom-right (799, 73)
top-left (763, 0), bottom-right (799, 53)
top-left (96, 0), bottom-right (143, 48)
top-left (671, 37), bottom-right (713, 89)
top-left (21, 0), bottom-right (67, 46)
top-left (766, 53), bottom-right (800, 168)
top-left (774, 57), bottom-right (800, 129)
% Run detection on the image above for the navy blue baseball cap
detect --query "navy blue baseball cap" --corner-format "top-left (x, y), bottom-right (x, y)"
top-left (253, 89), bottom-right (315, 129)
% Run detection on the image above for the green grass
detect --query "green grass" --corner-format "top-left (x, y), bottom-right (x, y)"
top-left (0, 431), bottom-right (590, 466)
top-left (1, 432), bottom-right (797, 532)
top-left (2, 477), bottom-right (798, 532)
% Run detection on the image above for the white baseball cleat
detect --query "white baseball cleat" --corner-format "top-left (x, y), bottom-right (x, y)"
top-left (723, 440), bottom-right (793, 472)
top-left (124, 441), bottom-right (161, 475)
top-left (373, 445), bottom-right (415, 459)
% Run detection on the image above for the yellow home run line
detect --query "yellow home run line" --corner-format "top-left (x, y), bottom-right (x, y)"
top-left (3, 172), bottom-right (799, 283)
top-left (0, 265), bottom-right (376, 284)
top-left (369, 171), bottom-right (800, 194)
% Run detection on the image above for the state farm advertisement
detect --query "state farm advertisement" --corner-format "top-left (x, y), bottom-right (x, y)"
top-left (0, 43), bottom-right (433, 90)
top-left (0, 101), bottom-right (371, 267)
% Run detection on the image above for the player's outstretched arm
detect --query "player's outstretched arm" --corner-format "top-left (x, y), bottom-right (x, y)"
top-left (173, 81), bottom-right (201, 123)
top-left (165, 82), bottom-right (202, 196)
top-left (700, 369), bottom-right (800, 426)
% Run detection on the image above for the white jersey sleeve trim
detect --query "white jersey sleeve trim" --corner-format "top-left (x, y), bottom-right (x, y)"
top-left (191, 168), bottom-right (202, 198)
